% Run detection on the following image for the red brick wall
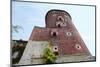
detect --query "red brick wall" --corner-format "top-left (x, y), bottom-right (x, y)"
top-left (29, 26), bottom-right (91, 55)
top-left (29, 9), bottom-right (91, 55)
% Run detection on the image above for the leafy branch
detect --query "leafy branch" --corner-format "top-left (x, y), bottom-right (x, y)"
top-left (43, 46), bottom-right (56, 64)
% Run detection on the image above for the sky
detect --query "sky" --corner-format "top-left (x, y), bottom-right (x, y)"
top-left (12, 1), bottom-right (95, 56)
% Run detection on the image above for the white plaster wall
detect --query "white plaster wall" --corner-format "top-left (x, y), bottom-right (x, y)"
top-left (56, 55), bottom-right (95, 63)
top-left (18, 40), bottom-right (49, 65)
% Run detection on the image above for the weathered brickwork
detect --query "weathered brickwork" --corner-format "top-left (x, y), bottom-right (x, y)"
top-left (29, 9), bottom-right (91, 55)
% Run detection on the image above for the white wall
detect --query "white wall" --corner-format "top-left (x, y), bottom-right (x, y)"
top-left (19, 40), bottom-right (49, 65)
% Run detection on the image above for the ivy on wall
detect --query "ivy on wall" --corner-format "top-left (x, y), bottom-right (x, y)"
top-left (42, 43), bottom-right (56, 64)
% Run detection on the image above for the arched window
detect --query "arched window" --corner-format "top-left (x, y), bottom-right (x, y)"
top-left (52, 46), bottom-right (58, 55)
top-left (51, 30), bottom-right (58, 37)
top-left (53, 46), bottom-right (58, 51)
top-left (66, 32), bottom-right (72, 36)
top-left (56, 21), bottom-right (61, 28)
top-left (57, 16), bottom-right (64, 21)
top-left (52, 32), bottom-right (57, 37)
top-left (58, 24), bottom-right (61, 27)
top-left (75, 44), bottom-right (81, 50)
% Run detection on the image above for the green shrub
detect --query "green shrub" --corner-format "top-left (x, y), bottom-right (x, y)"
top-left (43, 47), bottom-right (56, 64)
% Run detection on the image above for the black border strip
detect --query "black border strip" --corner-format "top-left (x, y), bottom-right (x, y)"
top-left (11, 0), bottom-right (96, 67)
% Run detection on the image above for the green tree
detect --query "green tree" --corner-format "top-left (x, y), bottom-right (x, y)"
top-left (43, 47), bottom-right (56, 64)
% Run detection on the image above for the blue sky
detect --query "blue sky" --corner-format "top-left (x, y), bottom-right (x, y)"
top-left (12, 1), bottom-right (95, 56)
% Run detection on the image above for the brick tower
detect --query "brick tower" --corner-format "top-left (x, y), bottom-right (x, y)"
top-left (29, 9), bottom-right (91, 55)
top-left (18, 9), bottom-right (94, 65)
